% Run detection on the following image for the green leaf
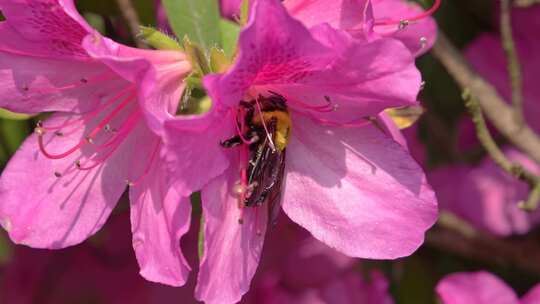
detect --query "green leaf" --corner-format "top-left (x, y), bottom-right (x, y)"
top-left (0, 11), bottom-right (5, 21)
top-left (83, 13), bottom-right (106, 35)
top-left (219, 19), bottom-right (241, 58)
top-left (0, 119), bottom-right (30, 155)
top-left (189, 192), bottom-right (205, 259)
top-left (76, 0), bottom-right (156, 26)
top-left (139, 26), bottom-right (183, 51)
top-left (162, 0), bottom-right (222, 50)
top-left (0, 232), bottom-right (13, 265)
top-left (132, 0), bottom-right (156, 26)
top-left (198, 214), bottom-right (205, 258)
top-left (0, 108), bottom-right (34, 120)
top-left (240, 0), bottom-right (250, 25)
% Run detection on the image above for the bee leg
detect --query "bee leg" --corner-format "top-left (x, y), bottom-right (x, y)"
top-left (221, 130), bottom-right (261, 148)
top-left (220, 136), bottom-right (243, 148)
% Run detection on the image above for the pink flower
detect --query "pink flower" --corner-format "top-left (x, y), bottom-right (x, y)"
top-left (242, 219), bottom-right (394, 304)
top-left (419, 5), bottom-right (540, 236)
top-left (465, 5), bottom-right (540, 133)
top-left (436, 271), bottom-right (540, 304)
top-left (220, 0), bottom-right (438, 56)
top-left (429, 149), bottom-right (540, 236)
top-left (154, 0), bottom-right (172, 33)
top-left (163, 0), bottom-right (437, 302)
top-left (0, 212), bottom-right (201, 304)
top-left (0, 0), bottom-right (192, 287)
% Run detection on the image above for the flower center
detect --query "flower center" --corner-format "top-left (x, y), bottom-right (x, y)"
top-left (221, 93), bottom-right (292, 229)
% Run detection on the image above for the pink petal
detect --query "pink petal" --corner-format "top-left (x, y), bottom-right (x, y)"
top-left (208, 0), bottom-right (331, 109)
top-left (220, 0), bottom-right (243, 19)
top-left (58, 0), bottom-right (95, 32)
top-left (0, 113), bottom-right (140, 248)
top-left (285, 0), bottom-right (372, 35)
top-left (281, 24), bottom-right (421, 122)
top-left (129, 157), bottom-right (192, 287)
top-left (436, 271), bottom-right (520, 304)
top-left (371, 0), bottom-right (438, 56)
top-left (0, 46), bottom-right (127, 114)
top-left (162, 108), bottom-right (233, 196)
top-left (0, 0), bottom-right (89, 59)
top-left (282, 235), bottom-right (356, 288)
top-left (82, 35), bottom-right (190, 135)
top-left (321, 271), bottom-right (393, 304)
top-left (376, 111), bottom-right (408, 149)
top-left (0, 18), bottom-right (131, 116)
top-left (196, 160), bottom-right (267, 304)
top-left (521, 283), bottom-right (540, 304)
top-left (206, 0), bottom-right (421, 123)
top-left (282, 114), bottom-right (437, 259)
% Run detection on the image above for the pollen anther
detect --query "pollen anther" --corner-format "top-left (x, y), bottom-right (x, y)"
top-left (398, 20), bottom-right (410, 30)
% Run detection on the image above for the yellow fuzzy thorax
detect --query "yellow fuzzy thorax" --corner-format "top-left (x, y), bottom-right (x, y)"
top-left (252, 110), bottom-right (291, 151)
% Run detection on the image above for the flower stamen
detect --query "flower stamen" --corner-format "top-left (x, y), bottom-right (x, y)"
top-left (36, 90), bottom-right (136, 160)
top-left (38, 85), bottom-right (134, 132)
top-left (373, 0), bottom-right (441, 27)
top-left (74, 109), bottom-right (141, 171)
top-left (29, 71), bottom-right (116, 96)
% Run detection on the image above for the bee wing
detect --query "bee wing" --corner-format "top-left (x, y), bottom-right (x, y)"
top-left (267, 151), bottom-right (286, 227)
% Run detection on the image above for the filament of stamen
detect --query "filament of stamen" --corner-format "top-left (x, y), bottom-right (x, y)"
top-left (233, 108), bottom-right (253, 145)
top-left (39, 85), bottom-right (135, 132)
top-left (75, 110), bottom-right (142, 171)
top-left (311, 116), bottom-right (373, 128)
top-left (37, 92), bottom-right (136, 160)
top-left (373, 0), bottom-right (441, 26)
top-left (31, 72), bottom-right (116, 96)
top-left (287, 96), bottom-right (336, 113)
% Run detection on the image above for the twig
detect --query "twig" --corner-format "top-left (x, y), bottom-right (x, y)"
top-left (427, 212), bottom-right (540, 276)
top-left (514, 0), bottom-right (540, 7)
top-left (116, 0), bottom-right (145, 48)
top-left (431, 32), bottom-right (540, 165)
top-left (500, 0), bottom-right (524, 124)
top-left (463, 90), bottom-right (540, 210)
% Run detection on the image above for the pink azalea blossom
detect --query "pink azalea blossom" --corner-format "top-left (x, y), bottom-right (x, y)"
top-left (219, 0), bottom-right (438, 56)
top-left (156, 0), bottom-right (436, 302)
top-left (414, 5), bottom-right (540, 236)
top-left (0, 0), bottom-right (193, 287)
top-left (0, 213), bottom-right (201, 304)
top-left (465, 5), bottom-right (540, 133)
top-left (242, 219), bottom-right (394, 304)
top-left (436, 271), bottom-right (540, 304)
top-left (154, 0), bottom-right (172, 33)
top-left (429, 148), bottom-right (540, 236)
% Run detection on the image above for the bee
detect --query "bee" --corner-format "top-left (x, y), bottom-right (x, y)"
top-left (221, 93), bottom-right (291, 225)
